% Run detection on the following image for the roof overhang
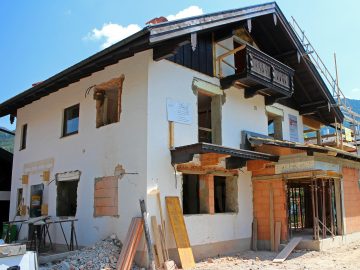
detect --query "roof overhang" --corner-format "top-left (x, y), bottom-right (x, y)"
top-left (170, 142), bottom-right (278, 169)
top-left (247, 135), bottom-right (360, 163)
top-left (0, 2), bottom-right (344, 125)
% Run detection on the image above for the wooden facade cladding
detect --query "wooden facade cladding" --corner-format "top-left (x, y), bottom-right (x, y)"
top-left (167, 33), bottom-right (214, 77)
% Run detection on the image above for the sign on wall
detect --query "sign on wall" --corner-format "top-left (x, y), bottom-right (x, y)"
top-left (289, 114), bottom-right (299, 142)
top-left (166, 98), bottom-right (193, 125)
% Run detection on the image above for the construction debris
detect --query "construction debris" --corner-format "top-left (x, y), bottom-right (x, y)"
top-left (39, 235), bottom-right (142, 270)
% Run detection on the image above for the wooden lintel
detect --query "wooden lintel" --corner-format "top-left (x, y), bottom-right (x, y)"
top-left (199, 153), bottom-right (229, 166)
top-left (176, 164), bottom-right (238, 176)
top-left (247, 160), bottom-right (271, 171)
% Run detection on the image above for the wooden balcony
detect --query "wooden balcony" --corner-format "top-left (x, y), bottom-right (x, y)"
top-left (219, 45), bottom-right (294, 105)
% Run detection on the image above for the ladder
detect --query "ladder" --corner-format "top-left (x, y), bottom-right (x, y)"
top-left (290, 17), bottom-right (360, 153)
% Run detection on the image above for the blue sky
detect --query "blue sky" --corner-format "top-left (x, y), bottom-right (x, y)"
top-left (1, 0), bottom-right (360, 129)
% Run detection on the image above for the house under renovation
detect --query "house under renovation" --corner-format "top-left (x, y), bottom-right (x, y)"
top-left (1, 1), bottom-right (360, 265)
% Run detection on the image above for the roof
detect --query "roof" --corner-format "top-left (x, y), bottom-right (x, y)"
top-left (0, 2), bottom-right (343, 124)
top-left (171, 142), bottom-right (278, 169)
top-left (247, 135), bottom-right (360, 162)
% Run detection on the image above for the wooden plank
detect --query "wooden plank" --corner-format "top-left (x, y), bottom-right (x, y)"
top-left (252, 218), bottom-right (257, 251)
top-left (165, 196), bottom-right (195, 270)
top-left (158, 225), bottom-right (168, 261)
top-left (273, 237), bottom-right (302, 263)
top-left (116, 217), bottom-right (143, 270)
top-left (270, 185), bottom-right (275, 251)
top-left (274, 221), bottom-right (281, 252)
top-left (169, 121), bottom-right (174, 149)
top-left (151, 216), bottom-right (165, 266)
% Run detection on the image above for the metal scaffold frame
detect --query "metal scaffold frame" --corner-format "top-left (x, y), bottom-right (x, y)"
top-left (290, 17), bottom-right (359, 153)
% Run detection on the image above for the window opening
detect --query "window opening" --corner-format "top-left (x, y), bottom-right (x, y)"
top-left (16, 188), bottom-right (23, 216)
top-left (56, 180), bottom-right (79, 217)
top-left (182, 174), bottom-right (200, 215)
top-left (198, 93), bottom-right (212, 143)
top-left (20, 124), bottom-right (27, 150)
top-left (92, 75), bottom-right (125, 128)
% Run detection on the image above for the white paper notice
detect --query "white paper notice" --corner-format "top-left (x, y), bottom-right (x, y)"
top-left (289, 114), bottom-right (299, 142)
top-left (166, 98), bottom-right (192, 125)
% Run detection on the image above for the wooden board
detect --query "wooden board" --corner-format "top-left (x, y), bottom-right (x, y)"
top-left (273, 237), bottom-right (302, 263)
top-left (274, 221), bottom-right (281, 252)
top-left (269, 186), bottom-right (274, 251)
top-left (165, 197), bottom-right (195, 270)
top-left (117, 217), bottom-right (143, 270)
top-left (151, 216), bottom-right (165, 266)
top-left (252, 218), bottom-right (257, 251)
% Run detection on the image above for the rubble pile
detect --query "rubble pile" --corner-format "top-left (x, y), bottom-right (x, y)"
top-left (40, 234), bottom-right (142, 270)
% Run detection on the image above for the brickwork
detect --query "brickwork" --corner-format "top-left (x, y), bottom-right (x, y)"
top-left (253, 179), bottom-right (287, 241)
top-left (94, 176), bottom-right (118, 217)
top-left (343, 167), bottom-right (360, 233)
top-left (199, 174), bottom-right (215, 214)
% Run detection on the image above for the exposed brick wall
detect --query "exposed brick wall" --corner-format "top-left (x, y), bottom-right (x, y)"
top-left (253, 179), bottom-right (287, 241)
top-left (343, 167), bottom-right (360, 234)
top-left (94, 176), bottom-right (118, 217)
top-left (199, 174), bottom-right (215, 214)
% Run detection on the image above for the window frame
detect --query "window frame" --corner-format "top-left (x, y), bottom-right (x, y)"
top-left (62, 104), bottom-right (80, 137)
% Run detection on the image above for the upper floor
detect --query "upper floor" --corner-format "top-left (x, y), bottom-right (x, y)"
top-left (0, 2), bottom-right (348, 163)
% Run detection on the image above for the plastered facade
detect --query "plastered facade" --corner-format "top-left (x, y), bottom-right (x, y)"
top-left (9, 48), bottom-right (310, 257)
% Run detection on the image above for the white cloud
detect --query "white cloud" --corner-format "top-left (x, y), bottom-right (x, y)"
top-left (166, 6), bottom-right (203, 21)
top-left (346, 88), bottom-right (360, 100)
top-left (86, 6), bottom-right (203, 49)
top-left (86, 23), bottom-right (141, 49)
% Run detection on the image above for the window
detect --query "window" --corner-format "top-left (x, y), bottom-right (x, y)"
top-left (16, 188), bottom-right (23, 216)
top-left (30, 184), bottom-right (44, 218)
top-left (20, 124), bottom-right (27, 150)
top-left (197, 92), bottom-right (222, 144)
top-left (56, 180), bottom-right (79, 217)
top-left (182, 174), bottom-right (238, 215)
top-left (63, 104), bottom-right (79, 136)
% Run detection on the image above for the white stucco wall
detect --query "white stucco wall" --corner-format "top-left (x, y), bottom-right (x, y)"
top-left (9, 50), bottom-right (151, 246)
top-left (146, 59), bottom-right (259, 248)
top-left (9, 47), bottom-right (305, 251)
top-left (272, 103), bottom-right (304, 143)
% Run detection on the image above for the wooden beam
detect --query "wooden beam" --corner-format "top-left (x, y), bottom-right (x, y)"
top-left (302, 116), bottom-right (322, 130)
top-left (274, 221), bottom-right (281, 252)
top-left (270, 185), bottom-right (275, 251)
top-left (252, 218), bottom-right (258, 251)
top-left (151, 216), bottom-right (165, 267)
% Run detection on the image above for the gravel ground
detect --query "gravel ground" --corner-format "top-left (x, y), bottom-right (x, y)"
top-left (193, 241), bottom-right (360, 270)
top-left (39, 234), bottom-right (143, 270)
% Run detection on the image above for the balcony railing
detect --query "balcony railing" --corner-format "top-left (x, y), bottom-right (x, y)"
top-left (218, 44), bottom-right (294, 102)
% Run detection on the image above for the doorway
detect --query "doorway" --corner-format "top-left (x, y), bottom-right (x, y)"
top-left (287, 178), bottom-right (339, 240)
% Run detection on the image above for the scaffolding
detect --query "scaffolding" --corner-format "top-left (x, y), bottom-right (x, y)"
top-left (290, 17), bottom-right (360, 153)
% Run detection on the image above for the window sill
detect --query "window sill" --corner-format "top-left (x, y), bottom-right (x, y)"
top-left (96, 121), bottom-right (119, 129)
top-left (184, 212), bottom-right (238, 217)
top-left (61, 131), bottom-right (78, 138)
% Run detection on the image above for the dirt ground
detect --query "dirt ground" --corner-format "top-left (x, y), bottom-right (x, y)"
top-left (193, 240), bottom-right (360, 270)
